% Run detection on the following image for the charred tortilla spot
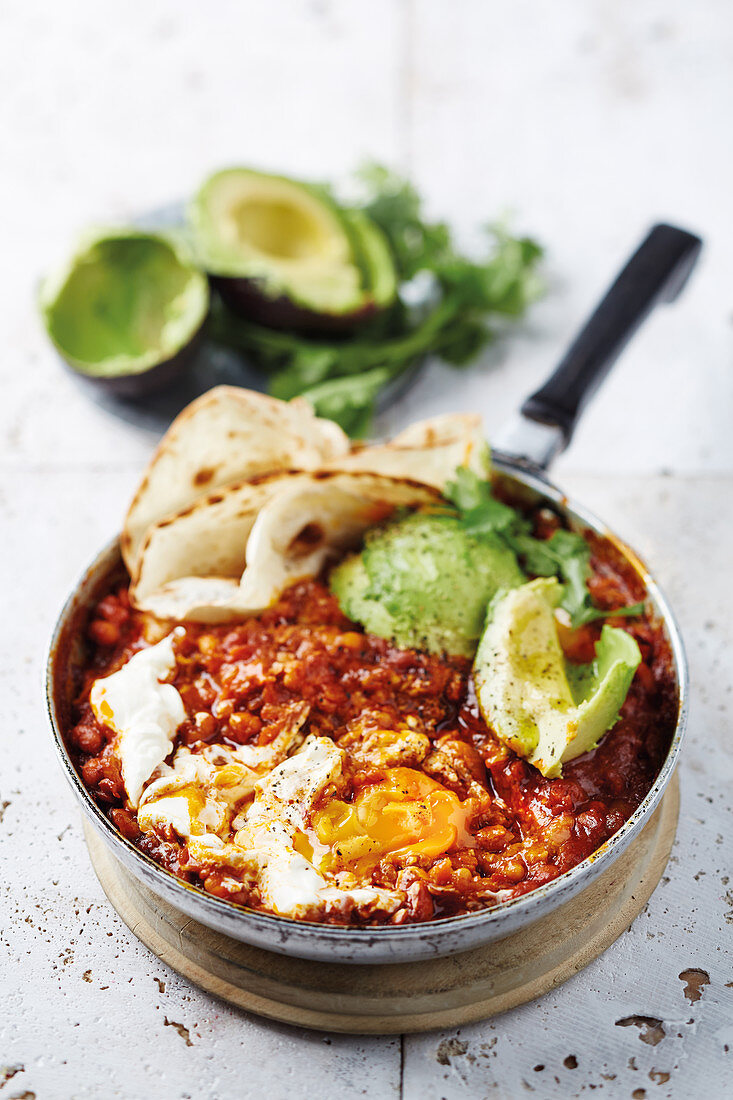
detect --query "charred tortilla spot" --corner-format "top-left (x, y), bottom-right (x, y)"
top-left (288, 522), bottom-right (326, 558)
top-left (248, 469), bottom-right (301, 486)
top-left (193, 467), bottom-right (216, 487)
top-left (368, 502), bottom-right (397, 523)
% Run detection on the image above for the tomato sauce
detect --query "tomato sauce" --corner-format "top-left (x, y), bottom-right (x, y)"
top-left (66, 531), bottom-right (677, 926)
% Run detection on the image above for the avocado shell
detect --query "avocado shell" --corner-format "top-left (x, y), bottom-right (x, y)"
top-left (82, 328), bottom-right (205, 399)
top-left (190, 167), bottom-right (397, 335)
top-left (209, 274), bottom-right (379, 335)
top-left (39, 229), bottom-right (210, 397)
top-left (211, 208), bottom-right (397, 335)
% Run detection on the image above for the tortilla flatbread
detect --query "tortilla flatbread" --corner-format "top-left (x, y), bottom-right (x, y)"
top-left (122, 387), bottom-right (350, 572)
top-left (131, 471), bottom-right (437, 622)
top-left (324, 413), bottom-right (489, 487)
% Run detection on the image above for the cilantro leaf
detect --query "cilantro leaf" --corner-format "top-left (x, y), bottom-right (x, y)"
top-left (517, 528), bottom-right (644, 627)
top-left (540, 530), bottom-right (595, 627)
top-left (446, 468), bottom-right (645, 628)
top-left (297, 367), bottom-right (391, 438)
top-left (570, 601), bottom-right (646, 627)
top-left (444, 467), bottom-right (519, 535)
top-left (444, 467), bottom-right (493, 512)
top-left (356, 163), bottom-right (453, 281)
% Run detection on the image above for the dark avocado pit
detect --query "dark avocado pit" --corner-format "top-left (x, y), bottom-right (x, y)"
top-left (190, 167), bottom-right (397, 333)
top-left (40, 230), bottom-right (210, 396)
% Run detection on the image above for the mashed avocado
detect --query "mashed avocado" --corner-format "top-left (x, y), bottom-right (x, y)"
top-left (329, 512), bottom-right (525, 658)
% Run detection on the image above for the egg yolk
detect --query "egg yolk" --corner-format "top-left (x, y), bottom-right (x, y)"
top-left (300, 767), bottom-right (473, 874)
top-left (94, 698), bottom-right (115, 726)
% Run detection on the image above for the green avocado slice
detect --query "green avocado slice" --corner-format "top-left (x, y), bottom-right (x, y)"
top-left (189, 168), bottom-right (395, 321)
top-left (330, 512), bottom-right (526, 658)
top-left (474, 577), bottom-right (641, 777)
top-left (39, 229), bottom-right (209, 380)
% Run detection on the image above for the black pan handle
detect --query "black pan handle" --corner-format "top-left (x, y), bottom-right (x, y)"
top-left (521, 223), bottom-right (702, 446)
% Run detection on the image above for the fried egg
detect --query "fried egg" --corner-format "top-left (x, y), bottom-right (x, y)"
top-left (100, 658), bottom-right (474, 919)
top-left (90, 630), bottom-right (186, 806)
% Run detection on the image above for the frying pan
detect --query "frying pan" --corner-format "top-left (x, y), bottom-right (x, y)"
top-left (46, 223), bottom-right (702, 964)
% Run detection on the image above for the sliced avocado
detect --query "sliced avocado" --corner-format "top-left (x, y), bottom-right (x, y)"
top-left (330, 512), bottom-right (525, 658)
top-left (189, 168), bottom-right (397, 331)
top-left (39, 229), bottom-right (209, 395)
top-left (474, 577), bottom-right (641, 777)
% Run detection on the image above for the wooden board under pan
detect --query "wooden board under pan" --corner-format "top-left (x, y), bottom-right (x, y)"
top-left (82, 772), bottom-right (679, 1035)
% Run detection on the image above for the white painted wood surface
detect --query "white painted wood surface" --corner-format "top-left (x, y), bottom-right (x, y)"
top-left (1, 2), bottom-right (731, 1097)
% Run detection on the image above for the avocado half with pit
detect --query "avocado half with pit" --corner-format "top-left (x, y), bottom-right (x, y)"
top-left (188, 168), bottom-right (397, 333)
top-left (39, 229), bottom-right (210, 397)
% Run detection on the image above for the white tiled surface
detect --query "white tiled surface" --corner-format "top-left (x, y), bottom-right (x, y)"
top-left (1, 3), bottom-right (731, 1098)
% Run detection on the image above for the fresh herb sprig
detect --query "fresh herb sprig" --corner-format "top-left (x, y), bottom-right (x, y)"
top-left (444, 468), bottom-right (644, 629)
top-left (209, 164), bottom-right (544, 436)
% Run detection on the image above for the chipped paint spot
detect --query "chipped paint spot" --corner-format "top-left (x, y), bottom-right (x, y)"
top-left (678, 967), bottom-right (710, 1003)
top-left (0, 800), bottom-right (10, 824)
top-left (0, 1065), bottom-right (24, 1084)
top-left (616, 1016), bottom-right (666, 1045)
top-left (82, 969), bottom-right (92, 982)
top-left (649, 1069), bottom-right (671, 1084)
top-left (723, 889), bottom-right (733, 924)
top-left (563, 1055), bottom-right (578, 1069)
top-left (436, 1038), bottom-right (468, 1065)
top-left (163, 1017), bottom-right (193, 1046)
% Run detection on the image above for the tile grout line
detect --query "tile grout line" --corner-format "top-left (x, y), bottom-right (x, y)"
top-left (3, 458), bottom-right (733, 483)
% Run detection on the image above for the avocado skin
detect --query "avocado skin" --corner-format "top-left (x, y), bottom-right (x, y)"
top-left (192, 169), bottom-right (396, 334)
top-left (58, 322), bottom-right (205, 398)
top-left (210, 210), bottom-right (396, 334)
top-left (211, 276), bottom-right (380, 335)
top-left (40, 229), bottom-right (210, 397)
top-left (330, 513), bottom-right (525, 658)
